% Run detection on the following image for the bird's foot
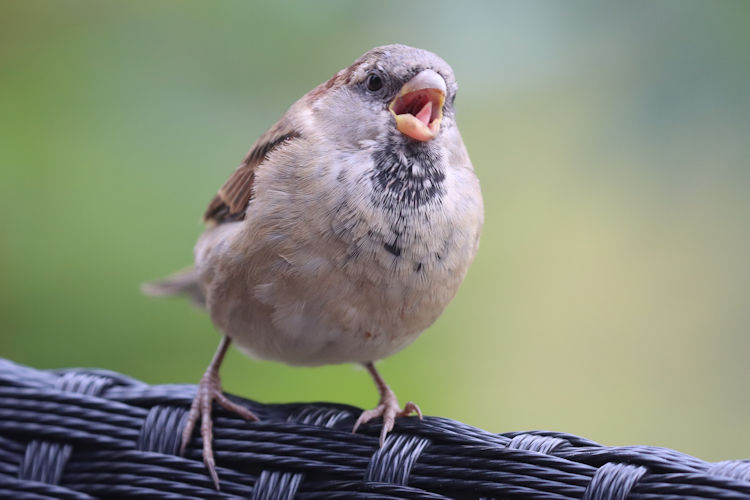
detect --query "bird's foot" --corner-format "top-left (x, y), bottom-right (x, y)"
top-left (352, 388), bottom-right (422, 446)
top-left (180, 362), bottom-right (259, 490)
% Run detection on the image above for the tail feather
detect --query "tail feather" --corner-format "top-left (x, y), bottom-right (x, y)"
top-left (142, 266), bottom-right (205, 307)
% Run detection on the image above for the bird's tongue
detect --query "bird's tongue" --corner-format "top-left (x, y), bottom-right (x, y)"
top-left (390, 86), bottom-right (445, 142)
top-left (414, 101), bottom-right (433, 126)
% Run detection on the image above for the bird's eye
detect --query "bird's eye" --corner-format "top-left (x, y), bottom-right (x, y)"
top-left (366, 72), bottom-right (383, 92)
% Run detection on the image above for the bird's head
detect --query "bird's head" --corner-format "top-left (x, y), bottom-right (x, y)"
top-left (308, 44), bottom-right (459, 149)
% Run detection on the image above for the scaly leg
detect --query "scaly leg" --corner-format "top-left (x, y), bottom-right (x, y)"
top-left (352, 362), bottom-right (422, 446)
top-left (180, 336), bottom-right (259, 490)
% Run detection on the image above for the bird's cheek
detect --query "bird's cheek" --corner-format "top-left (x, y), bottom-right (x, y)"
top-left (322, 94), bottom-right (385, 144)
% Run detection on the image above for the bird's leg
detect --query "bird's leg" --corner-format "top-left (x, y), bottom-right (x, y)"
top-left (180, 336), bottom-right (259, 490)
top-left (352, 362), bottom-right (423, 446)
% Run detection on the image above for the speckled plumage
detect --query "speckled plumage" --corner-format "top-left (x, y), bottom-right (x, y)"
top-left (146, 44), bottom-right (483, 488)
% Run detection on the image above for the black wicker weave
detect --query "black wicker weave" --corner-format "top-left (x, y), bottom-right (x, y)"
top-left (1, 358), bottom-right (749, 499)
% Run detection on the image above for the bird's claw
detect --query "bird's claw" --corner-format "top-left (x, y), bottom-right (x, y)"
top-left (180, 369), bottom-right (259, 490)
top-left (353, 392), bottom-right (422, 446)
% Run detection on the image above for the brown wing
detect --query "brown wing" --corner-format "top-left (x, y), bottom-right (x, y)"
top-left (204, 117), bottom-right (301, 225)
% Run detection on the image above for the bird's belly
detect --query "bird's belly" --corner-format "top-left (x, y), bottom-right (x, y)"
top-left (203, 238), bottom-right (465, 367)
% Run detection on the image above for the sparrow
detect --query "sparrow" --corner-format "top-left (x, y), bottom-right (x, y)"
top-left (144, 44), bottom-right (483, 489)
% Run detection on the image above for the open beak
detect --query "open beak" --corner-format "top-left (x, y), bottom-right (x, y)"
top-left (389, 69), bottom-right (446, 142)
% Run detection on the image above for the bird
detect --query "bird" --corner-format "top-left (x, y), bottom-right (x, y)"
top-left (144, 44), bottom-right (484, 489)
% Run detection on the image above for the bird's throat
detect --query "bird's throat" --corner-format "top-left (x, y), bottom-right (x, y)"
top-left (369, 139), bottom-right (445, 211)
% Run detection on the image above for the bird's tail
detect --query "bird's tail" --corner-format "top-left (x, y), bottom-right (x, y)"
top-left (141, 266), bottom-right (205, 307)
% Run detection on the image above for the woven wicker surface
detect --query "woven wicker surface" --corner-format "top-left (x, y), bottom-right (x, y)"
top-left (1, 358), bottom-right (749, 499)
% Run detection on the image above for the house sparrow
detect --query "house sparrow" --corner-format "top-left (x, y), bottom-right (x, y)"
top-left (144, 44), bottom-right (483, 488)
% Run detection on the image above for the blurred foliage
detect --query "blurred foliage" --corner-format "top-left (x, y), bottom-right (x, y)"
top-left (2, 1), bottom-right (750, 460)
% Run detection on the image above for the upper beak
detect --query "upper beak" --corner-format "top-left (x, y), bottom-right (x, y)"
top-left (389, 69), bottom-right (446, 142)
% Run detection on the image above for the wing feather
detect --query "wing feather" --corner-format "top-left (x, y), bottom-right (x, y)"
top-left (203, 118), bottom-right (301, 225)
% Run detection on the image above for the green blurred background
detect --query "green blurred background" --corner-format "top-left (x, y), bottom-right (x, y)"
top-left (2, 1), bottom-right (749, 460)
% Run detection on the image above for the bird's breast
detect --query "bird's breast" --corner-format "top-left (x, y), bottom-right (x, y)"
top-left (200, 137), bottom-right (482, 366)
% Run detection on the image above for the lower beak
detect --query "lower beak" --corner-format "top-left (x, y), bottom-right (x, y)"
top-left (389, 69), bottom-right (447, 142)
